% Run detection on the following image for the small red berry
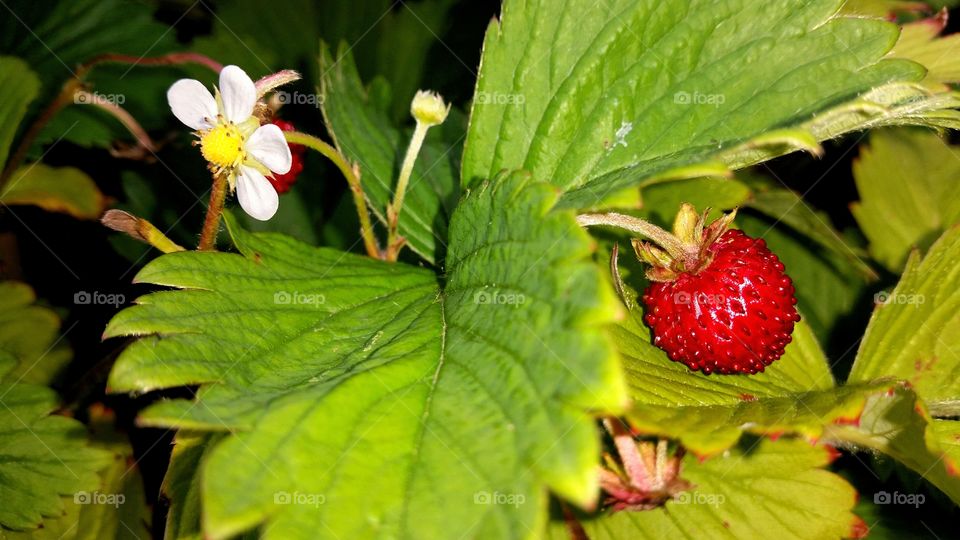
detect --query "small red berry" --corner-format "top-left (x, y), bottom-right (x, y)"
top-left (637, 210), bottom-right (799, 375)
top-left (267, 119), bottom-right (306, 194)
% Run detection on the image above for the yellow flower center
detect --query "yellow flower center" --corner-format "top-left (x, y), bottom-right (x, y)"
top-left (200, 124), bottom-right (244, 169)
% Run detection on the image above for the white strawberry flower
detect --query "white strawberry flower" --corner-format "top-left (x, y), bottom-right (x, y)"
top-left (167, 65), bottom-right (291, 221)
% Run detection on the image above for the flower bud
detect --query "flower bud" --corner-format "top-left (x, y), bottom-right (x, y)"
top-left (410, 90), bottom-right (450, 126)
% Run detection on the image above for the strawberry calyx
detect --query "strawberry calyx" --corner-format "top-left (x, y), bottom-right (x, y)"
top-left (633, 203), bottom-right (737, 282)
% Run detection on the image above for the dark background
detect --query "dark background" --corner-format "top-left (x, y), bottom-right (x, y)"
top-left (1, 1), bottom-right (957, 537)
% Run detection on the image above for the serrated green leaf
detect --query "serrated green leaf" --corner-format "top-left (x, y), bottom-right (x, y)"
top-left (106, 172), bottom-right (626, 539)
top-left (890, 14), bottom-right (960, 89)
top-left (319, 44), bottom-right (462, 264)
top-left (848, 226), bottom-right (960, 403)
top-left (851, 128), bottom-right (960, 272)
top-left (1, 164), bottom-right (106, 220)
top-left (0, 380), bottom-right (112, 530)
top-left (547, 439), bottom-right (859, 540)
top-left (626, 381), bottom-right (891, 456)
top-left (0, 282), bottom-right (71, 386)
top-left (616, 304), bottom-right (834, 407)
top-left (462, 0), bottom-right (936, 208)
top-left (0, 56), bottom-right (39, 172)
top-left (0, 406), bottom-right (151, 540)
top-left (161, 432), bottom-right (244, 540)
top-left (824, 385), bottom-right (960, 504)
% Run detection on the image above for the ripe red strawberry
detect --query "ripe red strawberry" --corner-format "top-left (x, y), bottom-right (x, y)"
top-left (634, 206), bottom-right (799, 375)
top-left (267, 119), bottom-right (306, 194)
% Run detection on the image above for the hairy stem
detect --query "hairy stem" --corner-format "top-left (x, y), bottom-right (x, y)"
top-left (198, 173), bottom-right (228, 251)
top-left (577, 212), bottom-right (697, 267)
top-left (79, 52), bottom-right (223, 76)
top-left (283, 131), bottom-right (382, 259)
top-left (386, 121), bottom-right (430, 261)
top-left (76, 90), bottom-right (157, 155)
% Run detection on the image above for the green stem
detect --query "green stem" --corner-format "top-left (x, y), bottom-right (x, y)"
top-left (198, 173), bottom-right (228, 251)
top-left (283, 131), bottom-right (381, 259)
top-left (386, 121), bottom-right (430, 261)
top-left (576, 212), bottom-right (698, 268)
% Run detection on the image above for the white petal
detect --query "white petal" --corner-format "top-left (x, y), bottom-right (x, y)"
top-left (219, 65), bottom-right (256, 123)
top-left (167, 79), bottom-right (217, 130)
top-left (236, 166), bottom-right (279, 221)
top-left (246, 124), bottom-right (292, 174)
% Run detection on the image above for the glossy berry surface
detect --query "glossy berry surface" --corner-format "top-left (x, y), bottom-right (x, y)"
top-left (267, 119), bottom-right (305, 194)
top-left (641, 229), bottom-right (800, 375)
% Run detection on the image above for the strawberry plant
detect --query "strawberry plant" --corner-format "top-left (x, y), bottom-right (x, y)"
top-left (1, 0), bottom-right (960, 538)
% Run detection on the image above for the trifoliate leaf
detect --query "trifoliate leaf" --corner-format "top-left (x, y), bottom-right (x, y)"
top-left (462, 0), bottom-right (942, 208)
top-left (548, 439), bottom-right (860, 540)
top-left (320, 44), bottom-right (462, 264)
top-left (851, 128), bottom-right (960, 272)
top-left (106, 172), bottom-right (626, 539)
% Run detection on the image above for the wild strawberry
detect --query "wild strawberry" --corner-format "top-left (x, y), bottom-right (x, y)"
top-left (628, 204), bottom-right (799, 374)
top-left (267, 119), bottom-right (306, 194)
